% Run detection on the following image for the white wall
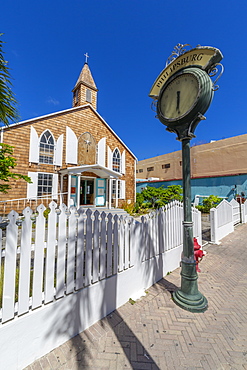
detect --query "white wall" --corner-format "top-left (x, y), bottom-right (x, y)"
top-left (0, 245), bottom-right (182, 370)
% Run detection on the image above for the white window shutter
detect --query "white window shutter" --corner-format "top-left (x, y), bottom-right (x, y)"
top-left (54, 134), bottom-right (63, 166)
top-left (121, 150), bottom-right (126, 174)
top-left (97, 137), bottom-right (106, 166)
top-left (52, 174), bottom-right (58, 199)
top-left (29, 126), bottom-right (39, 163)
top-left (107, 146), bottom-right (113, 170)
top-left (66, 126), bottom-right (78, 164)
top-left (27, 172), bottom-right (38, 199)
top-left (119, 180), bottom-right (126, 199)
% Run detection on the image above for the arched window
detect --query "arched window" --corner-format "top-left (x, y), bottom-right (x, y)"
top-left (78, 132), bottom-right (96, 165)
top-left (39, 130), bottom-right (54, 164)
top-left (112, 148), bottom-right (121, 173)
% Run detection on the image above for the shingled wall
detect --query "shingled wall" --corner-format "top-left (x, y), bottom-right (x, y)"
top-left (0, 105), bottom-right (136, 213)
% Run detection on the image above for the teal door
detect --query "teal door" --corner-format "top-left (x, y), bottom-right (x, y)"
top-left (70, 175), bottom-right (78, 207)
top-left (95, 179), bottom-right (106, 206)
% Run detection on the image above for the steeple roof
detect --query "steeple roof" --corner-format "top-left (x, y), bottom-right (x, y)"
top-left (73, 63), bottom-right (98, 92)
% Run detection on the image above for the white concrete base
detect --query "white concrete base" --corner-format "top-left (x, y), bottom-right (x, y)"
top-left (0, 245), bottom-right (182, 370)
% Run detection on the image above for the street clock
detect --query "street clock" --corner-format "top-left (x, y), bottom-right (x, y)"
top-left (150, 44), bottom-right (223, 140)
top-left (149, 44), bottom-right (223, 313)
top-left (157, 67), bottom-right (213, 127)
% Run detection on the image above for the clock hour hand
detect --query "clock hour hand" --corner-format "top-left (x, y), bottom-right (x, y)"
top-left (176, 91), bottom-right (180, 114)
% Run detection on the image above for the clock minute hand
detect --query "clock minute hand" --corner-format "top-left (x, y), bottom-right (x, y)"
top-left (176, 91), bottom-right (181, 114)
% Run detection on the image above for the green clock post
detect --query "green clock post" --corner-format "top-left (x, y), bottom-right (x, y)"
top-left (149, 44), bottom-right (223, 312)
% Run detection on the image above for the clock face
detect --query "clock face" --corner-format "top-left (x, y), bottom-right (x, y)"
top-left (160, 73), bottom-right (200, 120)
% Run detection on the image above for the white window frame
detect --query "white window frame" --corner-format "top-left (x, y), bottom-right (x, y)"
top-left (27, 172), bottom-right (58, 200)
top-left (112, 148), bottom-right (121, 173)
top-left (112, 179), bottom-right (125, 200)
top-left (39, 130), bottom-right (55, 165)
top-left (37, 173), bottom-right (53, 197)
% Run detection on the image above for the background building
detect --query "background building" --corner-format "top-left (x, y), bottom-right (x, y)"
top-left (136, 135), bottom-right (247, 203)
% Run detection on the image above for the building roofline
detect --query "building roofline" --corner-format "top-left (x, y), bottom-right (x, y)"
top-left (136, 172), bottom-right (247, 184)
top-left (1, 105), bottom-right (137, 160)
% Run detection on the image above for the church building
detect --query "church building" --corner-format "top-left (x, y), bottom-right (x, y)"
top-left (0, 60), bottom-right (137, 213)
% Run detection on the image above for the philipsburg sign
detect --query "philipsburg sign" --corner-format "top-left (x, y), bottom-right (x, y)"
top-left (149, 45), bottom-right (223, 98)
top-left (150, 44), bottom-right (223, 313)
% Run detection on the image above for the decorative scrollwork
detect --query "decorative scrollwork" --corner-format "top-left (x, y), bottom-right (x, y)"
top-left (208, 63), bottom-right (224, 91)
top-left (151, 99), bottom-right (158, 112)
top-left (166, 43), bottom-right (193, 66)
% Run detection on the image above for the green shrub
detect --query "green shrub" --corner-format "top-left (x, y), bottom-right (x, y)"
top-left (139, 185), bottom-right (183, 209)
top-left (196, 195), bottom-right (222, 213)
top-left (135, 192), bottom-right (144, 208)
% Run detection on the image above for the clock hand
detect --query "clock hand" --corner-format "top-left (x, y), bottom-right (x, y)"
top-left (176, 91), bottom-right (180, 114)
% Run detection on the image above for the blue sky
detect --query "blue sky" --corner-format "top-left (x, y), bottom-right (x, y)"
top-left (1, 1), bottom-right (246, 160)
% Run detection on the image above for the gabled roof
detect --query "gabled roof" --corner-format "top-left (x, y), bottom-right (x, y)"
top-left (72, 63), bottom-right (98, 92)
top-left (1, 104), bottom-right (137, 160)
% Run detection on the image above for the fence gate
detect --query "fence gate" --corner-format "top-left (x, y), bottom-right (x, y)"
top-left (230, 198), bottom-right (241, 225)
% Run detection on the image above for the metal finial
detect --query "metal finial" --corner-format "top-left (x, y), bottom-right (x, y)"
top-left (166, 43), bottom-right (192, 67)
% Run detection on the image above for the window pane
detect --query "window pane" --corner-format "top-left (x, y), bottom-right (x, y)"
top-left (37, 173), bottom-right (53, 197)
top-left (112, 149), bottom-right (121, 173)
top-left (39, 131), bottom-right (54, 164)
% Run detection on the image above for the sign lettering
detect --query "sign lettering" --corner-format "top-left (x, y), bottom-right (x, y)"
top-left (149, 47), bottom-right (223, 98)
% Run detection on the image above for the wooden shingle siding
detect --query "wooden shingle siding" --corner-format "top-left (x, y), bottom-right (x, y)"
top-left (0, 105), bottom-right (136, 212)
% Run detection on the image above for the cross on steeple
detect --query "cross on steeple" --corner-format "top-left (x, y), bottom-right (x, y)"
top-left (84, 52), bottom-right (89, 64)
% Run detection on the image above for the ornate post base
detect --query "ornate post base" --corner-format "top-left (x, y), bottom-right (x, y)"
top-left (172, 260), bottom-right (208, 313)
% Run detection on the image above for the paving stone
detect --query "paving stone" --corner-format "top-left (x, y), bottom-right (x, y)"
top-left (26, 223), bottom-right (247, 369)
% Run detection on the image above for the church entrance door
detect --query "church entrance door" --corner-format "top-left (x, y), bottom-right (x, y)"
top-left (95, 179), bottom-right (106, 206)
top-left (80, 179), bottom-right (94, 205)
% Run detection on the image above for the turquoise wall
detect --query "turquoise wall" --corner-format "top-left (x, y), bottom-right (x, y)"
top-left (136, 174), bottom-right (247, 203)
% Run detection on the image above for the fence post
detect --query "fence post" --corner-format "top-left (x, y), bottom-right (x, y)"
top-left (2, 210), bottom-right (18, 322)
top-left (241, 203), bottom-right (245, 223)
top-left (18, 207), bottom-right (33, 316)
top-left (45, 201), bottom-right (57, 304)
top-left (243, 201), bottom-right (247, 223)
top-left (210, 207), bottom-right (217, 243)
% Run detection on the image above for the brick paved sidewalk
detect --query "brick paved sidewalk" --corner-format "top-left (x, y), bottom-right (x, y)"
top-left (26, 224), bottom-right (247, 370)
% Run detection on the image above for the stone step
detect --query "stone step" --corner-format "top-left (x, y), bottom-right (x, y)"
top-left (79, 206), bottom-right (129, 217)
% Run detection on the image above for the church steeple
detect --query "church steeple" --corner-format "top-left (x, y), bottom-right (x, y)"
top-left (72, 55), bottom-right (98, 110)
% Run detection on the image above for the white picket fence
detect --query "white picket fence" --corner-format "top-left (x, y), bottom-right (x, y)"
top-left (242, 200), bottom-right (247, 223)
top-left (0, 200), bottom-right (201, 370)
top-left (210, 198), bottom-right (247, 243)
top-left (139, 202), bottom-right (201, 262)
